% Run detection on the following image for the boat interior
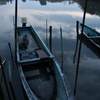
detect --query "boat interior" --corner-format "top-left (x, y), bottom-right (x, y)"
top-left (18, 27), bottom-right (49, 61)
top-left (22, 60), bottom-right (57, 100)
top-left (84, 29), bottom-right (100, 46)
top-left (79, 23), bottom-right (100, 46)
top-left (80, 23), bottom-right (100, 37)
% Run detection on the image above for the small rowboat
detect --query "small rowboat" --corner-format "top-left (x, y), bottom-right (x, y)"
top-left (77, 21), bottom-right (100, 58)
top-left (15, 19), bottom-right (75, 100)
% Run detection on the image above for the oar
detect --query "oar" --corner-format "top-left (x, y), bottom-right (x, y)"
top-left (74, 0), bottom-right (88, 96)
top-left (8, 42), bottom-right (15, 70)
top-left (73, 21), bottom-right (79, 63)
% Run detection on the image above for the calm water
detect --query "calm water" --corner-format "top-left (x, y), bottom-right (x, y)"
top-left (0, 0), bottom-right (100, 100)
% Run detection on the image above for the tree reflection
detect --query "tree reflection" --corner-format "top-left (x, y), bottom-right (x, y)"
top-left (21, 0), bottom-right (100, 17)
top-left (22, 0), bottom-right (26, 2)
top-left (70, 0), bottom-right (100, 16)
top-left (1, 0), bottom-right (100, 16)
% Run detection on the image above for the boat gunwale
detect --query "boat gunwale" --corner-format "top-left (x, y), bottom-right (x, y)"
top-left (18, 64), bottom-right (39, 100)
top-left (78, 21), bottom-right (100, 48)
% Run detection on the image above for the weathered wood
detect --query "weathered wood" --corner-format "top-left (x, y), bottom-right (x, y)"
top-left (60, 28), bottom-right (63, 70)
top-left (46, 19), bottom-right (48, 46)
top-left (73, 21), bottom-right (79, 64)
top-left (20, 51), bottom-right (30, 60)
top-left (49, 26), bottom-right (52, 53)
top-left (35, 49), bottom-right (49, 59)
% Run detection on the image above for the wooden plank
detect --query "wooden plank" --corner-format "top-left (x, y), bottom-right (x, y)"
top-left (35, 49), bottom-right (49, 59)
top-left (20, 51), bottom-right (30, 60)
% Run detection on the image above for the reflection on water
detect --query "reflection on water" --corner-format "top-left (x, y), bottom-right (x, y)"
top-left (0, 0), bottom-right (100, 100)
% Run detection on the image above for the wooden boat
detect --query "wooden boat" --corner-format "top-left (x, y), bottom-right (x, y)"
top-left (77, 21), bottom-right (100, 58)
top-left (15, 21), bottom-right (75, 100)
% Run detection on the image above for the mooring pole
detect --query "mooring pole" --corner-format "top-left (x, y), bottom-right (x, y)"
top-left (73, 21), bottom-right (79, 64)
top-left (60, 28), bottom-right (63, 70)
top-left (46, 19), bottom-right (48, 47)
top-left (0, 56), bottom-right (11, 100)
top-left (15, 0), bottom-right (18, 40)
top-left (74, 0), bottom-right (88, 95)
top-left (15, 0), bottom-right (18, 63)
top-left (49, 26), bottom-right (52, 53)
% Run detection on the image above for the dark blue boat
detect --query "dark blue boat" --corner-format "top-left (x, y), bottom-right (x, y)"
top-left (15, 20), bottom-right (75, 100)
top-left (77, 21), bottom-right (100, 58)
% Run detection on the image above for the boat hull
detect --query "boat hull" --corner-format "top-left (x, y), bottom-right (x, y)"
top-left (15, 26), bottom-right (75, 100)
top-left (77, 21), bottom-right (100, 58)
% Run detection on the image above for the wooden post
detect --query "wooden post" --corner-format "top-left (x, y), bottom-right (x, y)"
top-left (74, 0), bottom-right (88, 96)
top-left (49, 26), bottom-right (52, 53)
top-left (15, 0), bottom-right (18, 40)
top-left (46, 19), bottom-right (48, 47)
top-left (73, 21), bottom-right (79, 64)
top-left (60, 28), bottom-right (63, 70)
top-left (15, 0), bottom-right (18, 63)
top-left (0, 56), bottom-right (11, 100)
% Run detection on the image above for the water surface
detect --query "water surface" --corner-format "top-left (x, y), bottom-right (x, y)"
top-left (0, 0), bottom-right (100, 100)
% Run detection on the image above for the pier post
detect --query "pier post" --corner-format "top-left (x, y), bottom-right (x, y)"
top-left (49, 26), bottom-right (52, 53)
top-left (46, 19), bottom-right (48, 47)
top-left (15, 0), bottom-right (18, 63)
top-left (60, 28), bottom-right (63, 70)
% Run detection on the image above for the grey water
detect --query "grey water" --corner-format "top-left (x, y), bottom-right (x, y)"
top-left (0, 0), bottom-right (100, 100)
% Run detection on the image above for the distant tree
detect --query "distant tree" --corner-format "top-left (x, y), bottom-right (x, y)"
top-left (22, 0), bottom-right (26, 2)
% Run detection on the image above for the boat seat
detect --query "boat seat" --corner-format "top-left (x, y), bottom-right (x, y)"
top-left (35, 49), bottom-right (49, 59)
top-left (20, 51), bottom-right (37, 60)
